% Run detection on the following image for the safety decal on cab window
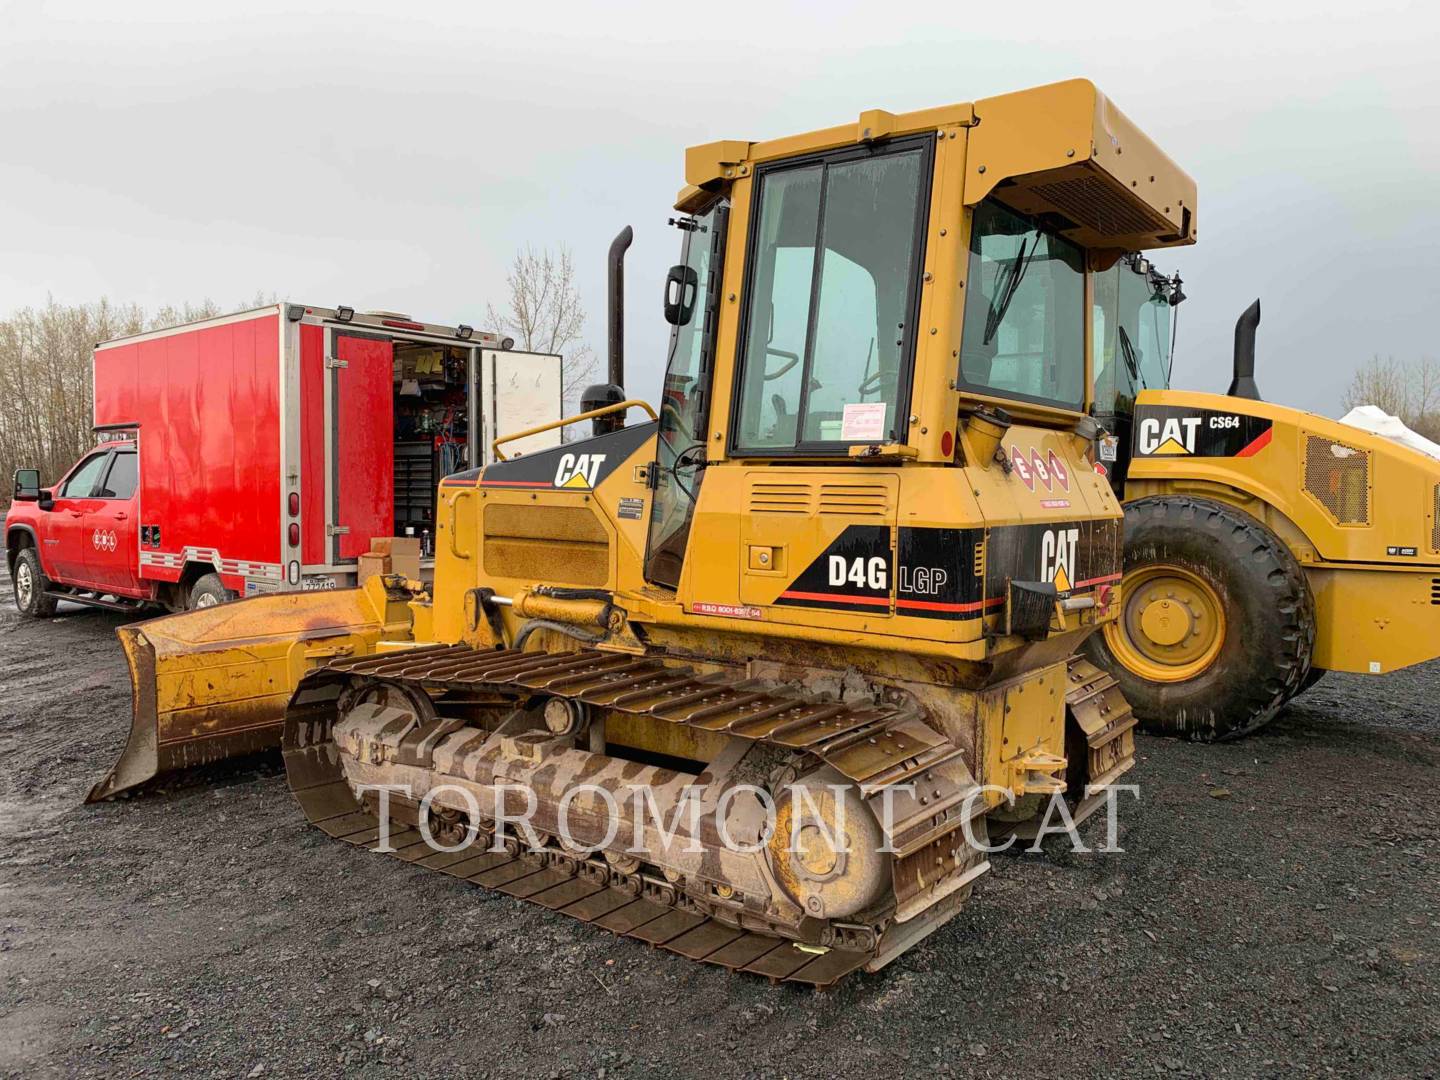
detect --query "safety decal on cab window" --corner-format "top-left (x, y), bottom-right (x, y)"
top-left (1133, 405), bottom-right (1273, 458)
top-left (773, 525), bottom-right (892, 612)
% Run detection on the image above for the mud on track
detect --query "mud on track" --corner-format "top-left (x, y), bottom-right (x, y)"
top-left (1, 572), bottom-right (1436, 1077)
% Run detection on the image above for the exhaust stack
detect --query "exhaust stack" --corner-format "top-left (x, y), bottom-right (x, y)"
top-left (580, 225), bottom-right (633, 436)
top-left (1227, 299), bottom-right (1262, 401)
top-left (607, 225), bottom-right (633, 387)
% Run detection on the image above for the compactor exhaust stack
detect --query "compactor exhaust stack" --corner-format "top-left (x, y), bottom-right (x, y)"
top-left (580, 225), bottom-right (633, 436)
top-left (1227, 298), bottom-right (1262, 401)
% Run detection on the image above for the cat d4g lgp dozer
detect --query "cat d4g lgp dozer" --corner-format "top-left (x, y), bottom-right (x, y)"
top-left (91, 79), bottom-right (1197, 985)
top-left (1085, 256), bottom-right (1440, 740)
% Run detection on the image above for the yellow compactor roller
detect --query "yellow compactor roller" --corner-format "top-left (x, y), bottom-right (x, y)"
top-left (1086, 259), bottom-right (1440, 739)
top-left (91, 79), bottom-right (1201, 983)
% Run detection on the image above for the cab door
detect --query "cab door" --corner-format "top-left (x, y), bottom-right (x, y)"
top-left (43, 450), bottom-right (111, 584)
top-left (330, 332), bottom-right (395, 561)
top-left (644, 200), bottom-right (728, 588)
top-left (82, 448), bottom-right (142, 594)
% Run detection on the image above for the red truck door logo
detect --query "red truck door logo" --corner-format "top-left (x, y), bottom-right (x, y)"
top-left (91, 529), bottom-right (117, 551)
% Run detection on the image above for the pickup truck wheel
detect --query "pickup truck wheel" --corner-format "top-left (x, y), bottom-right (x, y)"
top-left (188, 573), bottom-right (233, 610)
top-left (13, 548), bottom-right (59, 618)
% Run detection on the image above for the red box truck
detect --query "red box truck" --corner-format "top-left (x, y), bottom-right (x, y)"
top-left (6, 303), bottom-right (563, 616)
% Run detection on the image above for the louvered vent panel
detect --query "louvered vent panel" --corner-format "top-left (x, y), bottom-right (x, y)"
top-left (818, 482), bottom-right (891, 517)
top-left (747, 481), bottom-right (814, 515)
top-left (1432, 485), bottom-right (1440, 553)
top-left (1029, 174), bottom-right (1170, 239)
top-left (1302, 434), bottom-right (1371, 526)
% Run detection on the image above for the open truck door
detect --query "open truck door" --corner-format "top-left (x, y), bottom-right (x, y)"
top-left (331, 333), bottom-right (395, 562)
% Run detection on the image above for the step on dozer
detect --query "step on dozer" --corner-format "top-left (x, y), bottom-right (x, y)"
top-left (97, 78), bottom-right (1195, 980)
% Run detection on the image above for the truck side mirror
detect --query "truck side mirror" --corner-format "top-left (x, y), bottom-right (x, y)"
top-left (663, 264), bottom-right (699, 326)
top-left (12, 468), bottom-right (40, 501)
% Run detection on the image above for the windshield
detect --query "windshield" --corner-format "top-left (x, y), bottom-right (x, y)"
top-left (1092, 255), bottom-right (1173, 415)
top-left (958, 198), bottom-right (1085, 410)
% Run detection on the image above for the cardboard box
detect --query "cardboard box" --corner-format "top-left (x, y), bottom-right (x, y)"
top-left (357, 552), bottom-right (390, 586)
top-left (388, 537), bottom-right (421, 580)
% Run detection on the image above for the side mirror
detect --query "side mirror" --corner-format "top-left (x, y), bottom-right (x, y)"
top-left (12, 468), bottom-right (40, 501)
top-left (663, 264), bottom-right (699, 326)
top-left (38, 489), bottom-right (55, 511)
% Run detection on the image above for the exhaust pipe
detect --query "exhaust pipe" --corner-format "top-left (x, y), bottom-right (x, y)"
top-left (581, 225), bottom-right (633, 437)
top-left (1227, 299), bottom-right (1261, 401)
top-left (607, 225), bottom-right (632, 388)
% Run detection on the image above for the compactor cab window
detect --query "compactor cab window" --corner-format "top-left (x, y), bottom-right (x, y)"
top-left (1092, 256), bottom-right (1174, 416)
top-left (732, 139), bottom-right (929, 452)
top-left (958, 199), bottom-right (1085, 411)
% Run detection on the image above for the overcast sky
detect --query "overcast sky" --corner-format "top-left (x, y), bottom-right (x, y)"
top-left (2, 1), bottom-right (1437, 417)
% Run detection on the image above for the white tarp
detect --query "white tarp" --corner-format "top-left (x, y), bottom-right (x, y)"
top-left (1339, 405), bottom-right (1440, 462)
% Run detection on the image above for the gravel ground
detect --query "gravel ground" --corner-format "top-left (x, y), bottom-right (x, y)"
top-left (1, 573), bottom-right (1437, 1078)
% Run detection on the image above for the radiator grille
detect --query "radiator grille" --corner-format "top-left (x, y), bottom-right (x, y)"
top-left (747, 481), bottom-right (814, 515)
top-left (1030, 174), bottom-right (1170, 239)
top-left (818, 483), bottom-right (890, 517)
top-left (1432, 485), bottom-right (1440, 553)
top-left (747, 479), bottom-right (892, 516)
top-left (1302, 434), bottom-right (1371, 526)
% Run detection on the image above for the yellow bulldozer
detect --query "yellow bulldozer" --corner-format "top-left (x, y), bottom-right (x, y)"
top-left (1086, 256), bottom-right (1440, 739)
top-left (91, 78), bottom-right (1176, 984)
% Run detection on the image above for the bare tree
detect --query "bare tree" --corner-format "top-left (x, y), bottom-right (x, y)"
top-left (485, 246), bottom-right (597, 414)
top-left (1342, 355), bottom-right (1440, 442)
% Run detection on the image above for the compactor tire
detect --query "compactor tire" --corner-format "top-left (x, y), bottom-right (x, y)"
top-left (1084, 496), bottom-right (1315, 741)
top-left (13, 547), bottom-right (58, 618)
top-left (188, 573), bottom-right (234, 610)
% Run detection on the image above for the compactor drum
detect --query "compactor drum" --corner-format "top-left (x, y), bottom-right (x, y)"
top-left (97, 79), bottom-right (1199, 981)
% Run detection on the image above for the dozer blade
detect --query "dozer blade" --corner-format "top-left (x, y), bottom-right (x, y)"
top-left (88, 583), bottom-right (410, 802)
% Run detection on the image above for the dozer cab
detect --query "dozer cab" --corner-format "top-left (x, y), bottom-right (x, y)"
top-left (91, 78), bottom-right (1197, 984)
top-left (1086, 255), bottom-right (1440, 739)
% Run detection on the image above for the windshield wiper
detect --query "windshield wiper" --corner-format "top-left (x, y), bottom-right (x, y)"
top-left (983, 235), bottom-right (1038, 345)
top-left (1118, 325), bottom-right (1146, 390)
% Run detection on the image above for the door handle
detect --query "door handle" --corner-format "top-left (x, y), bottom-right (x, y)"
top-left (67, 510), bottom-right (83, 518)
top-left (114, 512), bottom-right (128, 521)
top-left (448, 490), bottom-right (474, 559)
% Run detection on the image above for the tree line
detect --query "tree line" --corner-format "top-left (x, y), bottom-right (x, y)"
top-left (1341, 356), bottom-right (1440, 443)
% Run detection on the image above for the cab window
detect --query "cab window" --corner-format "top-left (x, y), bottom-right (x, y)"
top-left (732, 138), bottom-right (930, 452)
top-left (59, 453), bottom-right (110, 498)
top-left (97, 451), bottom-right (138, 499)
top-left (958, 198), bottom-right (1085, 410)
top-left (1092, 255), bottom-right (1173, 415)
